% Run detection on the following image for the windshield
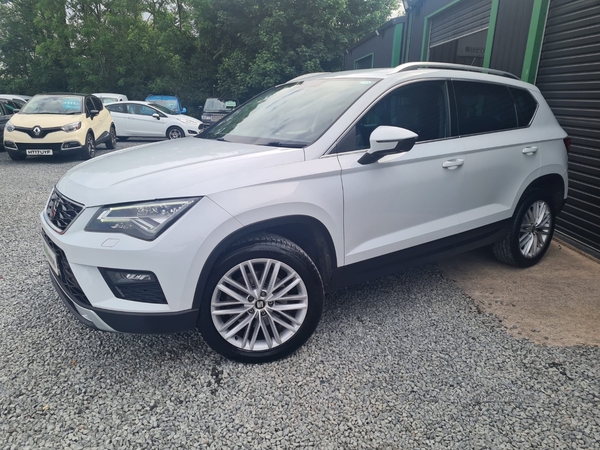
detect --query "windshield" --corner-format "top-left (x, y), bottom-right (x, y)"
top-left (204, 98), bottom-right (237, 112)
top-left (200, 78), bottom-right (378, 147)
top-left (101, 97), bottom-right (118, 104)
top-left (20, 95), bottom-right (83, 115)
top-left (150, 99), bottom-right (179, 113)
top-left (148, 103), bottom-right (175, 115)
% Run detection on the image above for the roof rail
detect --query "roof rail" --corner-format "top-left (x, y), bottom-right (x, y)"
top-left (391, 62), bottom-right (520, 80)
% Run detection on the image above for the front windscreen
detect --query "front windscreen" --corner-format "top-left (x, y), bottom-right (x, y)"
top-left (204, 98), bottom-right (237, 112)
top-left (20, 95), bottom-right (83, 115)
top-left (101, 97), bottom-right (118, 104)
top-left (200, 78), bottom-right (378, 147)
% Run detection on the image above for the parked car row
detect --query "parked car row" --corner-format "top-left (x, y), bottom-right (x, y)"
top-left (1, 90), bottom-right (224, 160)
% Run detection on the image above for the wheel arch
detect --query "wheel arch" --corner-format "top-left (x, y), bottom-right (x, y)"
top-left (520, 173), bottom-right (566, 214)
top-left (192, 215), bottom-right (338, 309)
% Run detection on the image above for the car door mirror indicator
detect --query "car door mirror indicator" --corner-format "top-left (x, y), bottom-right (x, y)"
top-left (358, 126), bottom-right (418, 165)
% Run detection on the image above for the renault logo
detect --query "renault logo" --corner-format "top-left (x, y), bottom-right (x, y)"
top-left (33, 126), bottom-right (42, 136)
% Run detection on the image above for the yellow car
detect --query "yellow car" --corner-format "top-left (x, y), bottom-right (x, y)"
top-left (3, 93), bottom-right (116, 161)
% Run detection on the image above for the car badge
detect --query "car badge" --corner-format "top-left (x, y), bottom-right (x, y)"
top-left (33, 126), bottom-right (42, 136)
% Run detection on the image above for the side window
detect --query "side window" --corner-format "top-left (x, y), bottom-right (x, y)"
top-left (335, 80), bottom-right (450, 153)
top-left (85, 97), bottom-right (95, 114)
top-left (510, 87), bottom-right (538, 127)
top-left (140, 105), bottom-right (157, 116)
top-left (91, 97), bottom-right (104, 111)
top-left (107, 103), bottom-right (126, 114)
top-left (0, 103), bottom-right (6, 115)
top-left (454, 81), bottom-right (518, 136)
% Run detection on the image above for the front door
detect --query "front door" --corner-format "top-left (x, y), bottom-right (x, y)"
top-left (337, 80), bottom-right (466, 265)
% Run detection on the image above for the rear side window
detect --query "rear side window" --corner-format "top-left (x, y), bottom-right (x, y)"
top-left (454, 81), bottom-right (518, 136)
top-left (510, 87), bottom-right (538, 127)
top-left (107, 103), bottom-right (127, 113)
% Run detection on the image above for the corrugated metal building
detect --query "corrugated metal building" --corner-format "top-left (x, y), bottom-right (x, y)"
top-left (344, 0), bottom-right (600, 257)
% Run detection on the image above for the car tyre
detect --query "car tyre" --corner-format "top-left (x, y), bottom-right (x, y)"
top-left (106, 125), bottom-right (117, 149)
top-left (7, 150), bottom-right (26, 161)
top-left (493, 190), bottom-right (556, 267)
top-left (81, 132), bottom-right (96, 160)
top-left (199, 233), bottom-right (324, 363)
top-left (167, 126), bottom-right (184, 140)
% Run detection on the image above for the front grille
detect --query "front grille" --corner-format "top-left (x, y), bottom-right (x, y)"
top-left (42, 231), bottom-right (90, 306)
top-left (46, 189), bottom-right (84, 232)
top-left (14, 126), bottom-right (61, 138)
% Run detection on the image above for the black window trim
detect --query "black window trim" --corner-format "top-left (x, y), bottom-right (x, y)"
top-left (326, 78), bottom-right (457, 156)
top-left (449, 79), bottom-right (540, 139)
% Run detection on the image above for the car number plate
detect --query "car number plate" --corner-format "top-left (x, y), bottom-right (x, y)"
top-left (42, 238), bottom-right (60, 276)
top-left (26, 149), bottom-right (53, 156)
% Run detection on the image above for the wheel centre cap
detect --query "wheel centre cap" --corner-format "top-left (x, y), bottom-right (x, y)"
top-left (255, 299), bottom-right (266, 309)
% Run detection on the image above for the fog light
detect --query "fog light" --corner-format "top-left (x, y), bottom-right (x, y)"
top-left (99, 268), bottom-right (167, 304)
top-left (61, 141), bottom-right (81, 150)
top-left (188, 129), bottom-right (198, 135)
top-left (4, 141), bottom-right (17, 150)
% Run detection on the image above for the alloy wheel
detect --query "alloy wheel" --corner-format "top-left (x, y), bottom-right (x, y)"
top-left (519, 200), bottom-right (552, 258)
top-left (211, 258), bottom-right (309, 351)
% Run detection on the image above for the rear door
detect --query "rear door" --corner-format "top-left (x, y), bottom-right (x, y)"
top-left (106, 103), bottom-right (131, 137)
top-left (453, 80), bottom-right (541, 231)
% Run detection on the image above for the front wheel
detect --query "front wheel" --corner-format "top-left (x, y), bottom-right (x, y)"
top-left (106, 125), bottom-right (117, 149)
top-left (493, 191), bottom-right (556, 267)
top-left (199, 234), bottom-right (324, 363)
top-left (80, 133), bottom-right (96, 160)
top-left (167, 126), bottom-right (184, 140)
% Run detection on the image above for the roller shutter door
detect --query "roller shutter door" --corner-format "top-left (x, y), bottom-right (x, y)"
top-left (429, 0), bottom-right (492, 48)
top-left (537, 0), bottom-right (600, 253)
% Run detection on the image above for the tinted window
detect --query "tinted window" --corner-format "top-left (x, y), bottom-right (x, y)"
top-left (454, 81), bottom-right (518, 135)
top-left (91, 97), bottom-right (104, 111)
top-left (0, 103), bottom-right (6, 115)
top-left (510, 87), bottom-right (538, 127)
top-left (107, 103), bottom-right (127, 113)
top-left (336, 80), bottom-right (450, 153)
top-left (85, 97), bottom-right (95, 114)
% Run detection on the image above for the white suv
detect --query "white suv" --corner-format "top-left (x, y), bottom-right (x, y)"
top-left (41, 63), bottom-right (569, 363)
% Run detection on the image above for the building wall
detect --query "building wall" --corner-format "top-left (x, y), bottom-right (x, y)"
top-left (345, 20), bottom-right (405, 70)
top-left (489, 0), bottom-right (534, 77)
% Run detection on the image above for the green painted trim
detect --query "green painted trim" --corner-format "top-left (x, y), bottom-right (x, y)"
top-left (521, 0), bottom-right (550, 83)
top-left (404, 13), bottom-right (412, 63)
top-left (354, 53), bottom-right (374, 70)
top-left (421, 0), bottom-right (465, 61)
top-left (391, 23), bottom-right (404, 67)
top-left (482, 0), bottom-right (500, 68)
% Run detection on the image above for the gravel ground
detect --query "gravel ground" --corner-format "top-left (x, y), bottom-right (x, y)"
top-left (1, 141), bottom-right (599, 449)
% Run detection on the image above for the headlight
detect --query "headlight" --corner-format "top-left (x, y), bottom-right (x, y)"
top-left (61, 121), bottom-right (82, 132)
top-left (5, 122), bottom-right (15, 132)
top-left (85, 197), bottom-right (201, 240)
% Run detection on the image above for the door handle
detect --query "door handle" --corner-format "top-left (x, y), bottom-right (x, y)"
top-left (442, 159), bottom-right (464, 170)
top-left (522, 146), bottom-right (538, 155)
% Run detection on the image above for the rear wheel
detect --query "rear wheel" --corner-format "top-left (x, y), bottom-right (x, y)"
top-left (199, 234), bottom-right (324, 363)
top-left (105, 125), bottom-right (117, 149)
top-left (80, 132), bottom-right (96, 160)
top-left (167, 126), bottom-right (184, 140)
top-left (493, 190), bottom-right (556, 267)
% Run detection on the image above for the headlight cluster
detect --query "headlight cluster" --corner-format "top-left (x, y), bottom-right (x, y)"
top-left (85, 197), bottom-right (201, 240)
top-left (5, 122), bottom-right (15, 132)
top-left (61, 121), bottom-right (82, 132)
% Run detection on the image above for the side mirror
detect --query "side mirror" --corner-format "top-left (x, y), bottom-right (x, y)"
top-left (198, 106), bottom-right (203, 112)
top-left (358, 126), bottom-right (418, 165)
top-left (152, 113), bottom-right (160, 120)
top-left (13, 109), bottom-right (20, 113)
top-left (181, 107), bottom-right (187, 114)
top-left (89, 109), bottom-right (99, 118)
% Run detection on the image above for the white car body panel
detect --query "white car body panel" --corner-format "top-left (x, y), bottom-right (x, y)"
top-left (107, 101), bottom-right (201, 138)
